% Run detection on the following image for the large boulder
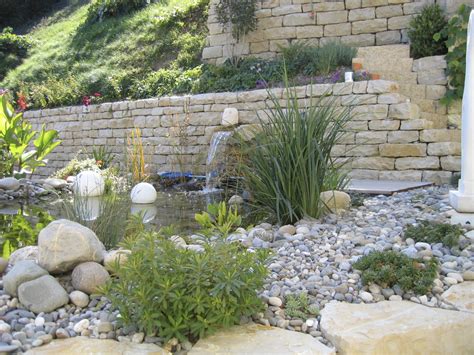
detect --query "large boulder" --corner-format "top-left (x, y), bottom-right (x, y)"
top-left (189, 323), bottom-right (335, 354)
top-left (9, 246), bottom-right (39, 266)
top-left (73, 171), bottom-right (104, 197)
top-left (3, 260), bottom-right (48, 297)
top-left (320, 191), bottom-right (351, 212)
top-left (441, 282), bottom-right (474, 313)
top-left (0, 177), bottom-right (20, 191)
top-left (320, 301), bottom-right (474, 355)
top-left (71, 262), bottom-right (110, 294)
top-left (18, 275), bottom-right (69, 314)
top-left (38, 220), bottom-right (105, 274)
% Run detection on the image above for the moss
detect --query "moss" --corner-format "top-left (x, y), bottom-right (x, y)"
top-left (404, 221), bottom-right (463, 248)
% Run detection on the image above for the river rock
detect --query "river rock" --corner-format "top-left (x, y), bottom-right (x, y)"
top-left (73, 171), bottom-right (104, 197)
top-left (38, 220), bottom-right (105, 274)
top-left (8, 246), bottom-right (39, 266)
top-left (130, 182), bottom-right (157, 204)
top-left (69, 291), bottom-right (90, 308)
top-left (189, 323), bottom-right (335, 354)
top-left (320, 301), bottom-right (474, 354)
top-left (441, 282), bottom-right (474, 313)
top-left (18, 275), bottom-right (69, 314)
top-left (228, 195), bottom-right (244, 205)
top-left (0, 178), bottom-right (20, 191)
top-left (103, 249), bottom-right (131, 272)
top-left (24, 337), bottom-right (169, 354)
top-left (44, 178), bottom-right (67, 189)
top-left (71, 262), bottom-right (110, 294)
top-left (3, 260), bottom-right (48, 297)
top-left (320, 191), bottom-right (351, 212)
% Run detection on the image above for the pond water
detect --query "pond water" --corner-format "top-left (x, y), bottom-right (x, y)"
top-left (0, 190), bottom-right (224, 256)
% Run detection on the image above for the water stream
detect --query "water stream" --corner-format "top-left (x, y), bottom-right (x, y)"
top-left (204, 131), bottom-right (232, 192)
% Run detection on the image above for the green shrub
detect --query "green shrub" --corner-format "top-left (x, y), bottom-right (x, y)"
top-left (104, 230), bottom-right (270, 342)
top-left (195, 202), bottom-right (242, 238)
top-left (404, 221), bottom-right (463, 248)
top-left (280, 41), bottom-right (316, 77)
top-left (88, 0), bottom-right (156, 22)
top-left (353, 251), bottom-right (438, 295)
top-left (241, 74), bottom-right (351, 224)
top-left (304, 41), bottom-right (357, 76)
top-left (408, 4), bottom-right (448, 59)
top-left (434, 4), bottom-right (471, 105)
top-left (215, 0), bottom-right (258, 40)
top-left (0, 28), bottom-right (31, 78)
top-left (284, 293), bottom-right (319, 319)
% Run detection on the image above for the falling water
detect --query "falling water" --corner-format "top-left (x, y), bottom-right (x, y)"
top-left (204, 131), bottom-right (232, 192)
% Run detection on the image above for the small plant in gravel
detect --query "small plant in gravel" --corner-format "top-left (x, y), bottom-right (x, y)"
top-left (284, 293), bottom-right (319, 319)
top-left (353, 251), bottom-right (438, 295)
top-left (195, 202), bottom-right (242, 238)
top-left (404, 221), bottom-right (463, 248)
top-left (104, 229), bottom-right (270, 342)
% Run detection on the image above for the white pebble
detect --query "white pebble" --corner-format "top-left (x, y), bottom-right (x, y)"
top-left (34, 317), bottom-right (45, 327)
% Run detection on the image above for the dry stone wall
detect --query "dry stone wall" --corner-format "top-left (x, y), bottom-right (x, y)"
top-left (204, 0), bottom-right (457, 64)
top-left (24, 80), bottom-right (460, 183)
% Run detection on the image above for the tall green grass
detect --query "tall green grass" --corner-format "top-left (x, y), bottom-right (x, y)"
top-left (242, 76), bottom-right (351, 224)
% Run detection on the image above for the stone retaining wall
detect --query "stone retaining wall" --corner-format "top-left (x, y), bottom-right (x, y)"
top-left (24, 80), bottom-right (460, 183)
top-left (204, 0), bottom-right (464, 64)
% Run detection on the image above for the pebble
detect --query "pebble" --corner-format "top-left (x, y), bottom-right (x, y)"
top-left (73, 319), bottom-right (89, 333)
top-left (359, 292), bottom-right (373, 303)
top-left (268, 297), bottom-right (282, 307)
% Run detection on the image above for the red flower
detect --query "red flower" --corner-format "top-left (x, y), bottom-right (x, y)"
top-left (17, 93), bottom-right (28, 111)
top-left (82, 95), bottom-right (91, 106)
top-left (93, 92), bottom-right (101, 97)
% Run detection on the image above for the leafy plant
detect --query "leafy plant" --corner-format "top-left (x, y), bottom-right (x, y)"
top-left (104, 229), bottom-right (270, 342)
top-left (195, 202), bottom-right (242, 237)
top-left (408, 4), bottom-right (447, 59)
top-left (0, 94), bottom-right (61, 176)
top-left (284, 293), bottom-right (319, 319)
top-left (52, 158), bottom-right (100, 179)
top-left (353, 251), bottom-right (438, 295)
top-left (0, 28), bottom-right (31, 78)
top-left (215, 0), bottom-right (258, 41)
top-left (304, 41), bottom-right (357, 76)
top-left (90, 146), bottom-right (114, 169)
top-left (126, 127), bottom-right (148, 184)
top-left (88, 0), bottom-right (158, 22)
top-left (404, 221), bottom-right (463, 248)
top-left (241, 73), bottom-right (351, 224)
top-left (434, 4), bottom-right (471, 105)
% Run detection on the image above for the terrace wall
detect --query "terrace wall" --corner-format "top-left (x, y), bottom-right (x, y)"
top-left (24, 79), bottom-right (461, 183)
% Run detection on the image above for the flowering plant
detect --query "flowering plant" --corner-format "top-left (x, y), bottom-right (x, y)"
top-left (82, 92), bottom-right (102, 107)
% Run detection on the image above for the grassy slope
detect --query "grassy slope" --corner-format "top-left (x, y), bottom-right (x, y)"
top-left (1, 0), bottom-right (208, 105)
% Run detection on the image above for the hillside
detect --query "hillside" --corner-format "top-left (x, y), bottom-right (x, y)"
top-left (1, 0), bottom-right (209, 108)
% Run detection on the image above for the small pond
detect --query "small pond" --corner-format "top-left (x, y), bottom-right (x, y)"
top-left (0, 190), bottom-right (225, 257)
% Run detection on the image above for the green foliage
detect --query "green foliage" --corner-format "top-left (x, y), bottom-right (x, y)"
top-left (88, 0), bottom-right (158, 22)
top-left (195, 202), bottom-right (242, 237)
top-left (52, 158), bottom-right (99, 179)
top-left (303, 41), bottom-right (357, 76)
top-left (104, 230), bottom-right (270, 342)
top-left (90, 146), bottom-right (114, 169)
top-left (434, 4), bottom-right (471, 105)
top-left (0, 95), bottom-right (61, 176)
top-left (0, 28), bottom-right (32, 78)
top-left (408, 4), bottom-right (447, 59)
top-left (284, 293), bottom-right (319, 319)
top-left (353, 251), bottom-right (438, 295)
top-left (404, 221), bottom-right (463, 248)
top-left (0, 206), bottom-right (54, 258)
top-left (215, 0), bottom-right (258, 41)
top-left (241, 74), bottom-right (351, 224)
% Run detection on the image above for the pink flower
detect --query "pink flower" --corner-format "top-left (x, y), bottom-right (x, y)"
top-left (82, 96), bottom-right (91, 106)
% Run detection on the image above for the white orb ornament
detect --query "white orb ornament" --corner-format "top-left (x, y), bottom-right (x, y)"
top-left (73, 171), bottom-right (105, 197)
top-left (130, 182), bottom-right (157, 204)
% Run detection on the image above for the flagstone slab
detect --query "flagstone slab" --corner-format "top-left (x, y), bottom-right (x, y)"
top-left (25, 337), bottom-right (169, 354)
top-left (442, 281), bottom-right (474, 313)
top-left (320, 301), bottom-right (474, 355)
top-left (189, 323), bottom-right (335, 355)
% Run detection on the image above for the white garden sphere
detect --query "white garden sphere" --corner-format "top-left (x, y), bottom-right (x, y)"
top-left (73, 171), bottom-right (105, 197)
top-left (130, 182), bottom-right (157, 204)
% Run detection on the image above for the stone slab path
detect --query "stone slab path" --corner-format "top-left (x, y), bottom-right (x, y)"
top-left (189, 323), bottom-right (335, 355)
top-left (348, 179), bottom-right (433, 195)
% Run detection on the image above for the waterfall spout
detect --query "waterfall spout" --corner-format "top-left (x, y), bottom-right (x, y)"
top-left (204, 131), bottom-right (232, 192)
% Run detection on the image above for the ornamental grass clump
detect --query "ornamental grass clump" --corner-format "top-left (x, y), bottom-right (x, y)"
top-left (353, 251), bottom-right (438, 295)
top-left (404, 221), bottom-right (463, 248)
top-left (241, 76), bottom-right (351, 224)
top-left (104, 230), bottom-right (270, 342)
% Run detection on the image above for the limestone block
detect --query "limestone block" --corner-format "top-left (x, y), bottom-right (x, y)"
top-left (324, 23), bottom-right (352, 36)
top-left (412, 55), bottom-right (447, 72)
top-left (320, 301), bottom-right (474, 355)
top-left (387, 130), bottom-right (419, 143)
top-left (352, 157), bottom-right (395, 170)
top-left (378, 93), bottom-right (405, 104)
top-left (341, 144), bottom-right (379, 156)
top-left (417, 69), bottom-right (447, 85)
top-left (352, 19), bottom-right (387, 34)
top-left (426, 85), bottom-right (446, 100)
top-left (420, 129), bottom-right (461, 143)
top-left (202, 46), bottom-right (222, 59)
top-left (264, 27), bottom-right (296, 40)
top-left (395, 156), bottom-right (439, 170)
top-left (369, 120), bottom-right (400, 130)
top-left (349, 8), bottom-right (375, 21)
top-left (376, 30), bottom-right (401, 45)
top-left (428, 142), bottom-right (461, 156)
top-left (333, 82), bottom-right (353, 95)
top-left (380, 170), bottom-right (422, 181)
top-left (352, 81), bottom-right (368, 94)
top-left (271, 5), bottom-right (301, 16)
top-left (362, 0), bottom-right (389, 6)
top-left (440, 156), bottom-right (461, 171)
top-left (400, 119), bottom-right (432, 130)
top-left (341, 34), bottom-right (375, 47)
top-left (356, 131), bottom-right (387, 144)
top-left (377, 5), bottom-right (403, 18)
top-left (283, 13), bottom-right (314, 26)
top-left (259, 16), bottom-right (283, 28)
top-left (296, 26), bottom-right (323, 38)
top-left (441, 282), bottom-right (474, 313)
top-left (303, 2), bottom-right (345, 12)
top-left (367, 80), bottom-right (399, 94)
top-left (352, 104), bottom-right (389, 120)
top-left (317, 11), bottom-right (348, 25)
top-left (346, 0), bottom-right (362, 9)
top-left (379, 143), bottom-right (426, 157)
top-left (388, 102), bottom-right (420, 119)
top-left (221, 108), bottom-right (239, 126)
top-left (388, 15), bottom-right (413, 30)
top-left (350, 169), bottom-right (380, 179)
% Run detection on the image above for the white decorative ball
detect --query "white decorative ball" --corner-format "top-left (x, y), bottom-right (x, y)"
top-left (73, 171), bottom-right (105, 197)
top-left (130, 182), bottom-right (157, 204)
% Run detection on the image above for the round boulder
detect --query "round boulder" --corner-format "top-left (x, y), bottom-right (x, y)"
top-left (69, 290), bottom-right (90, 308)
top-left (73, 171), bottom-right (104, 197)
top-left (38, 220), bottom-right (105, 274)
top-left (130, 183), bottom-right (157, 204)
top-left (320, 191), bottom-right (351, 212)
top-left (72, 262), bottom-right (110, 294)
top-left (3, 260), bottom-right (48, 297)
top-left (103, 249), bottom-right (131, 272)
top-left (9, 246), bottom-right (39, 266)
top-left (18, 275), bottom-right (69, 314)
top-left (0, 177), bottom-right (20, 191)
